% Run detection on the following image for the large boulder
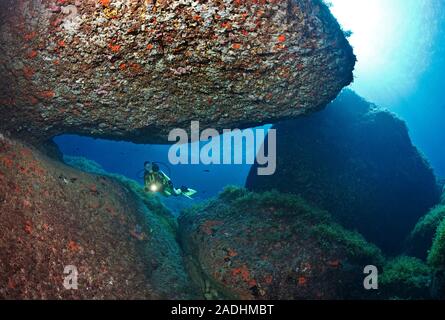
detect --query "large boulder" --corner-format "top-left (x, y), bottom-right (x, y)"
top-left (0, 0), bottom-right (354, 144)
top-left (246, 90), bottom-right (439, 254)
top-left (179, 187), bottom-right (384, 300)
top-left (0, 135), bottom-right (196, 299)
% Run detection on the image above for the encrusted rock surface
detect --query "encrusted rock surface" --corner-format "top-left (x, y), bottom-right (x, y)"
top-left (179, 187), bottom-right (384, 300)
top-left (246, 90), bottom-right (439, 254)
top-left (0, 0), bottom-right (354, 144)
top-left (0, 135), bottom-right (195, 299)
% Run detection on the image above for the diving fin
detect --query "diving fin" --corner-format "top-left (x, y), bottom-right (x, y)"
top-left (181, 188), bottom-right (197, 199)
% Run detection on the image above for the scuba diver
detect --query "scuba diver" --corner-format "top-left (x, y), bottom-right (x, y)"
top-left (143, 161), bottom-right (197, 199)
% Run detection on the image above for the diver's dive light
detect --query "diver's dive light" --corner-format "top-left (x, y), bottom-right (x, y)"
top-left (150, 183), bottom-right (159, 192)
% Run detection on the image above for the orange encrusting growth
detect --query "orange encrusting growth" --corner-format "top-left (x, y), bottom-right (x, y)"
top-left (100, 0), bottom-right (111, 7)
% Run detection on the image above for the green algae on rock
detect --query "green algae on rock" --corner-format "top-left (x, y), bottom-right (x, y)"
top-left (408, 202), bottom-right (445, 259)
top-left (178, 186), bottom-right (384, 300)
top-left (428, 219), bottom-right (445, 269)
top-left (380, 256), bottom-right (432, 300)
top-left (406, 189), bottom-right (445, 299)
top-left (0, 0), bottom-right (354, 144)
top-left (427, 217), bottom-right (445, 299)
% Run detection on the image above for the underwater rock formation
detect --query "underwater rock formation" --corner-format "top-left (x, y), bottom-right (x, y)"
top-left (0, 0), bottom-right (354, 144)
top-left (178, 187), bottom-right (384, 300)
top-left (0, 135), bottom-right (195, 299)
top-left (246, 90), bottom-right (439, 254)
top-left (63, 155), bottom-right (199, 298)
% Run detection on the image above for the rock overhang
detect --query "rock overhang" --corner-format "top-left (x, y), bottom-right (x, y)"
top-left (0, 0), bottom-right (355, 144)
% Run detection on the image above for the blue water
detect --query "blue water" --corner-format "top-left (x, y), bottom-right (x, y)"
top-left (55, 126), bottom-right (269, 199)
top-left (330, 0), bottom-right (445, 178)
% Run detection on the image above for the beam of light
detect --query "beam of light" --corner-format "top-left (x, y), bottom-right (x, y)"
top-left (328, 0), bottom-right (438, 107)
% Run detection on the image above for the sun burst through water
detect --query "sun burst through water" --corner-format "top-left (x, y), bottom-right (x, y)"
top-left (328, 0), bottom-right (438, 107)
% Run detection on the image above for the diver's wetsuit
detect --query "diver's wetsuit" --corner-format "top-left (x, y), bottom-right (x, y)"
top-left (144, 169), bottom-right (181, 196)
top-left (143, 162), bottom-right (197, 198)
